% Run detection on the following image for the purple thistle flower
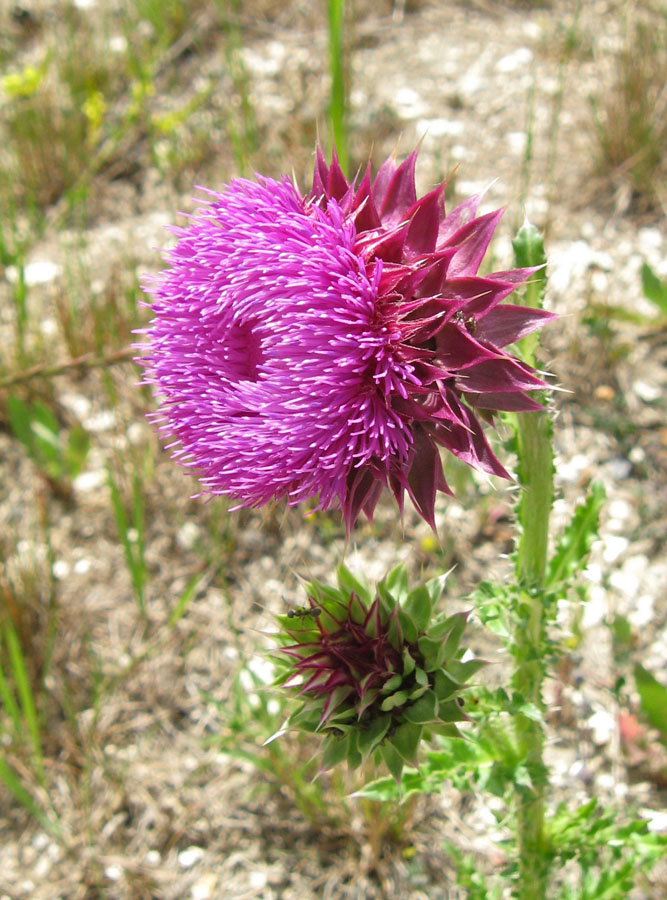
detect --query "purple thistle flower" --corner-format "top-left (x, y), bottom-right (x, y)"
top-left (138, 147), bottom-right (554, 530)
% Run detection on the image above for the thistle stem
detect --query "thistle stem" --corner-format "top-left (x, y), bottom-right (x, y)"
top-left (512, 406), bottom-right (553, 900)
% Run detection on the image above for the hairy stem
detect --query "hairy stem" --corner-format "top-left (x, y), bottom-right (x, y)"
top-left (512, 405), bottom-right (553, 900)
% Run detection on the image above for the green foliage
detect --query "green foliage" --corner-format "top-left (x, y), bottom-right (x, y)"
top-left (640, 262), bottom-right (667, 318)
top-left (0, 615), bottom-right (60, 835)
top-left (106, 466), bottom-right (147, 621)
top-left (587, 261), bottom-right (667, 331)
top-left (549, 802), bottom-right (667, 900)
top-left (547, 481), bottom-right (605, 588)
top-left (7, 395), bottom-right (90, 488)
top-left (633, 664), bottom-right (667, 741)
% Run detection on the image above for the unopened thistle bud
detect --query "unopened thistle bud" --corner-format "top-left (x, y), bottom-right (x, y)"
top-left (272, 564), bottom-right (482, 779)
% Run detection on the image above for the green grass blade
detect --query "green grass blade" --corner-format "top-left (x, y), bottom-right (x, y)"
top-left (3, 620), bottom-right (44, 780)
top-left (106, 466), bottom-right (147, 620)
top-left (168, 571), bottom-right (203, 629)
top-left (0, 757), bottom-right (58, 835)
top-left (0, 655), bottom-right (23, 738)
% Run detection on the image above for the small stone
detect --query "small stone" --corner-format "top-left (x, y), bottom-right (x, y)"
top-left (176, 521), bottom-right (201, 551)
top-left (32, 833), bottom-right (49, 851)
top-left (594, 384), bottom-right (614, 401)
top-left (633, 380), bottom-right (661, 403)
top-left (249, 871), bottom-right (268, 890)
top-left (191, 874), bottom-right (218, 900)
top-left (495, 47), bottom-right (533, 73)
top-left (52, 560), bottom-right (70, 580)
top-left (104, 864), bottom-right (122, 881)
top-left (627, 594), bottom-right (655, 628)
top-left (628, 446), bottom-right (645, 464)
top-left (74, 470), bottom-right (107, 493)
top-left (606, 457), bottom-right (632, 480)
top-left (178, 846), bottom-right (205, 869)
top-left (145, 850), bottom-right (161, 866)
top-left (588, 709), bottom-right (615, 745)
top-left (643, 810), bottom-right (667, 833)
top-left (73, 558), bottom-right (92, 575)
top-left (602, 535), bottom-right (629, 564)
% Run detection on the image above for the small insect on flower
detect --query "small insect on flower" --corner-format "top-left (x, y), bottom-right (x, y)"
top-left (138, 145), bottom-right (554, 532)
top-left (287, 606), bottom-right (322, 619)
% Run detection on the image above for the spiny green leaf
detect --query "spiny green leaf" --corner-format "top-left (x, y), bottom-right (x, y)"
top-left (512, 221), bottom-right (547, 314)
top-left (381, 673), bottom-right (403, 693)
top-left (390, 721), bottom-right (422, 764)
top-left (547, 481), bottom-right (605, 588)
top-left (445, 658), bottom-right (486, 684)
top-left (634, 664), bottom-right (667, 739)
top-left (403, 690), bottom-right (437, 724)
top-left (403, 584), bottom-right (433, 632)
top-left (433, 669), bottom-right (459, 701)
top-left (641, 261), bottom-right (667, 315)
top-left (402, 647), bottom-right (416, 677)
top-left (442, 612), bottom-right (469, 658)
top-left (336, 564), bottom-right (372, 604)
top-left (397, 608), bottom-right (418, 644)
top-left (417, 635), bottom-right (446, 671)
top-left (380, 741), bottom-right (404, 781)
top-left (357, 714), bottom-right (391, 757)
top-left (380, 689), bottom-right (409, 712)
top-left (385, 563), bottom-right (409, 604)
top-left (414, 666), bottom-right (428, 686)
top-left (321, 733), bottom-right (349, 769)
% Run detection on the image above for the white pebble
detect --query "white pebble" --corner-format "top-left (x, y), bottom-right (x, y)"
top-left (104, 864), bottom-right (122, 881)
top-left (178, 846), bottom-right (205, 869)
top-left (602, 535), bottom-right (629, 564)
top-left (249, 871), bottom-right (268, 890)
top-left (191, 873), bottom-right (218, 900)
top-left (633, 380), bottom-right (661, 403)
top-left (588, 709), bottom-right (616, 745)
top-left (495, 47), bottom-right (533, 73)
top-left (627, 594), bottom-right (655, 628)
top-left (74, 469), bottom-right (107, 493)
top-left (52, 560), bottom-right (70, 580)
top-left (73, 558), bottom-right (92, 575)
top-left (176, 521), bottom-right (201, 551)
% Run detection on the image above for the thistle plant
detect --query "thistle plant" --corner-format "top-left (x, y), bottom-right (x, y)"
top-left (137, 147), bottom-right (666, 898)
top-left (272, 564), bottom-right (479, 779)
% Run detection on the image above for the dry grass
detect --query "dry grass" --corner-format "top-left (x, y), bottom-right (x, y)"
top-left (591, 0), bottom-right (667, 213)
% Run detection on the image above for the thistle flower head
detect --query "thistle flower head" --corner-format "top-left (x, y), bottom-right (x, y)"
top-left (139, 147), bottom-right (553, 530)
top-left (273, 565), bottom-right (481, 777)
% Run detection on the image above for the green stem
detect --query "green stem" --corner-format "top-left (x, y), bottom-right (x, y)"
top-left (512, 406), bottom-right (553, 900)
top-left (328, 0), bottom-right (349, 175)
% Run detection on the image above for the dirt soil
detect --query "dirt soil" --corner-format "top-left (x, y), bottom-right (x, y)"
top-left (0, 1), bottom-right (665, 898)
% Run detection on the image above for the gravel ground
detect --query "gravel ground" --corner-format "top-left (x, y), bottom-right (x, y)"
top-left (0, 1), bottom-right (665, 898)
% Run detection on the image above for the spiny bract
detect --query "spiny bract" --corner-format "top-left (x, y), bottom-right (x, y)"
top-left (272, 564), bottom-right (481, 778)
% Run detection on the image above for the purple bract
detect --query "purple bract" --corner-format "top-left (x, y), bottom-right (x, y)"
top-left (138, 147), bottom-right (553, 530)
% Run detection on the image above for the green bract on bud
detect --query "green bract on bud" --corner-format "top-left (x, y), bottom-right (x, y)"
top-left (271, 564), bottom-right (483, 780)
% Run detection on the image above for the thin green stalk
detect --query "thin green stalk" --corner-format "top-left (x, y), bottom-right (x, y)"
top-left (512, 407), bottom-right (552, 900)
top-left (511, 222), bottom-right (553, 900)
top-left (328, 0), bottom-right (349, 174)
